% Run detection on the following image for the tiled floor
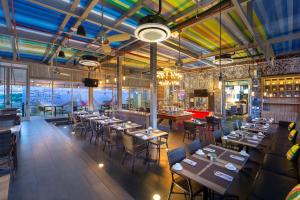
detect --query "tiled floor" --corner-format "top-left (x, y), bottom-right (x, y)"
top-left (9, 117), bottom-right (134, 200)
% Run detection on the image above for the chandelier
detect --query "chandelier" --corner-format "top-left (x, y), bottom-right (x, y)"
top-left (157, 68), bottom-right (183, 86)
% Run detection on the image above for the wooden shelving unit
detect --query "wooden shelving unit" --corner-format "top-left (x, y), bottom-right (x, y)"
top-left (262, 75), bottom-right (300, 123)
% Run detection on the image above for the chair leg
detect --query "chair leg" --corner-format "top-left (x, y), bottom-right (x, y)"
top-left (89, 133), bottom-right (93, 143)
top-left (103, 141), bottom-right (107, 151)
top-left (167, 182), bottom-right (174, 200)
top-left (121, 153), bottom-right (127, 165)
top-left (131, 156), bottom-right (135, 172)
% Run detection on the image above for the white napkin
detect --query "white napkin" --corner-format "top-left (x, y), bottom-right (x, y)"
top-left (247, 139), bottom-right (259, 143)
top-left (239, 150), bottom-right (249, 157)
top-left (196, 149), bottom-right (205, 156)
top-left (172, 163), bottom-right (183, 171)
top-left (142, 135), bottom-right (148, 140)
top-left (222, 136), bottom-right (228, 140)
top-left (203, 147), bottom-right (216, 153)
top-left (214, 171), bottom-right (233, 182)
top-left (225, 163), bottom-right (237, 171)
top-left (230, 154), bottom-right (245, 161)
top-left (183, 159), bottom-right (197, 166)
top-left (252, 135), bottom-right (258, 140)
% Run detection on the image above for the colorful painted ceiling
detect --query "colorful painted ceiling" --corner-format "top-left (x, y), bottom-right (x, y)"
top-left (0, 0), bottom-right (299, 70)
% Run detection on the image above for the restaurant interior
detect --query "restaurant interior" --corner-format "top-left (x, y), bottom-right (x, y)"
top-left (1, 0), bottom-right (300, 199)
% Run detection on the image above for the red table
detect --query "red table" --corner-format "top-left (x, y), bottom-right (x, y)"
top-left (186, 110), bottom-right (212, 119)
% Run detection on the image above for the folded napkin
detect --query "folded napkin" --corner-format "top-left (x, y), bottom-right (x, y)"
top-left (183, 159), bottom-right (197, 166)
top-left (214, 171), bottom-right (233, 182)
top-left (239, 150), bottom-right (249, 157)
top-left (222, 136), bottom-right (228, 140)
top-left (203, 147), bottom-right (216, 153)
top-left (247, 139), bottom-right (259, 143)
top-left (230, 154), bottom-right (245, 161)
top-left (172, 163), bottom-right (183, 171)
top-left (196, 149), bottom-right (205, 156)
top-left (142, 135), bottom-right (148, 140)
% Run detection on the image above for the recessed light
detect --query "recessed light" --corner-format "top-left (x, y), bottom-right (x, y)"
top-left (98, 163), bottom-right (104, 168)
top-left (71, 131), bottom-right (75, 135)
top-left (153, 194), bottom-right (161, 200)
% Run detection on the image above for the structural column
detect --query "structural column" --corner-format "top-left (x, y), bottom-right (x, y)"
top-left (117, 56), bottom-right (123, 110)
top-left (150, 43), bottom-right (157, 129)
top-left (5, 67), bottom-right (11, 108)
top-left (88, 87), bottom-right (93, 111)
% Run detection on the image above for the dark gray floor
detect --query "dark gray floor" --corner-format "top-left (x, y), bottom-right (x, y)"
top-left (9, 117), bottom-right (133, 200)
top-left (9, 117), bottom-right (239, 200)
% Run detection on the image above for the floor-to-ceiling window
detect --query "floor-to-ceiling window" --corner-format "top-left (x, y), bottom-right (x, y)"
top-left (0, 67), bottom-right (5, 109)
top-left (72, 83), bottom-right (88, 112)
top-left (93, 87), bottom-right (113, 111)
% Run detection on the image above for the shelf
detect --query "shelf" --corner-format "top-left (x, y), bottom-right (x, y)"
top-left (263, 102), bottom-right (300, 105)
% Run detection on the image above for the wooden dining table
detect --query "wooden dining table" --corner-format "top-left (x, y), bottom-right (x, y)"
top-left (171, 144), bottom-right (249, 197)
top-left (240, 123), bottom-right (270, 133)
top-left (222, 130), bottom-right (265, 148)
top-left (110, 122), bottom-right (142, 131)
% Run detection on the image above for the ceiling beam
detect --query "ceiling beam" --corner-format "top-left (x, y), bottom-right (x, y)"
top-left (46, 0), bottom-right (98, 64)
top-left (232, 0), bottom-right (272, 60)
top-left (68, 1), bottom-right (143, 64)
top-left (42, 0), bottom-right (80, 62)
top-left (1, 0), bottom-right (18, 61)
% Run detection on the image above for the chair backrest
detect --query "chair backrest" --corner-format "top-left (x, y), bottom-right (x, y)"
top-left (213, 129), bottom-right (222, 144)
top-left (167, 147), bottom-right (186, 167)
top-left (183, 121), bottom-right (195, 133)
top-left (188, 139), bottom-right (201, 155)
top-left (232, 121), bottom-right (239, 130)
top-left (122, 133), bottom-right (135, 153)
top-left (236, 120), bottom-right (242, 129)
top-left (0, 114), bottom-right (16, 127)
top-left (222, 128), bottom-right (231, 136)
top-left (205, 116), bottom-right (214, 123)
top-left (0, 130), bottom-right (12, 156)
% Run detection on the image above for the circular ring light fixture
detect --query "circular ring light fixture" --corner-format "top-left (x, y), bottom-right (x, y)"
top-left (78, 55), bottom-right (100, 67)
top-left (135, 22), bottom-right (170, 43)
top-left (135, 0), bottom-right (171, 43)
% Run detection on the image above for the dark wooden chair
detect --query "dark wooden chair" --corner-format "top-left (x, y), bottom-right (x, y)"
top-left (0, 130), bottom-right (15, 178)
top-left (183, 121), bottom-right (197, 142)
top-left (102, 126), bottom-right (117, 156)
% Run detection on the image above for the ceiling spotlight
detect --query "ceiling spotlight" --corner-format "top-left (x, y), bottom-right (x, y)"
top-left (153, 194), bottom-right (161, 200)
top-left (77, 25), bottom-right (86, 36)
top-left (78, 55), bottom-right (100, 67)
top-left (98, 163), bottom-right (104, 168)
top-left (58, 50), bottom-right (65, 58)
top-left (135, 0), bottom-right (170, 43)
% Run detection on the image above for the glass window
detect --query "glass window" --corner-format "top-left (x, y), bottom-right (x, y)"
top-left (53, 81), bottom-right (72, 114)
top-left (93, 87), bottom-right (112, 111)
top-left (73, 84), bottom-right (88, 111)
top-left (30, 80), bottom-right (52, 116)
top-left (0, 67), bottom-right (5, 109)
top-left (129, 88), bottom-right (143, 111)
top-left (122, 88), bottom-right (129, 110)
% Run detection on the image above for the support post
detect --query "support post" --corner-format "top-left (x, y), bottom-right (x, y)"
top-left (88, 87), bottom-right (93, 111)
top-left (25, 66), bottom-right (30, 120)
top-left (5, 67), bottom-right (11, 108)
top-left (150, 43), bottom-right (158, 129)
top-left (117, 56), bottom-right (123, 110)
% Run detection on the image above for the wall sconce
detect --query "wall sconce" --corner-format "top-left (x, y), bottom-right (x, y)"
top-left (251, 91), bottom-right (255, 96)
top-left (190, 98), bottom-right (194, 103)
top-left (123, 76), bottom-right (126, 81)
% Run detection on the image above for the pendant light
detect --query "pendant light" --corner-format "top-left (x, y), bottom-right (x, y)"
top-left (218, 0), bottom-right (222, 90)
top-left (135, 0), bottom-right (170, 43)
top-left (175, 30), bottom-right (183, 67)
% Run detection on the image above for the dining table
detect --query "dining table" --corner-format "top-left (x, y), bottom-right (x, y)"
top-left (171, 144), bottom-right (249, 197)
top-left (240, 123), bottom-right (270, 133)
top-left (222, 130), bottom-right (266, 148)
top-left (110, 122), bottom-right (142, 132)
top-left (95, 118), bottom-right (123, 125)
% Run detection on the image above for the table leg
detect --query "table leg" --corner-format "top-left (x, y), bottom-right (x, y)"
top-left (169, 119), bottom-right (173, 132)
top-left (54, 106), bottom-right (57, 117)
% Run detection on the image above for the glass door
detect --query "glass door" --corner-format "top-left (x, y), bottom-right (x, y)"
top-left (0, 65), bottom-right (29, 119)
